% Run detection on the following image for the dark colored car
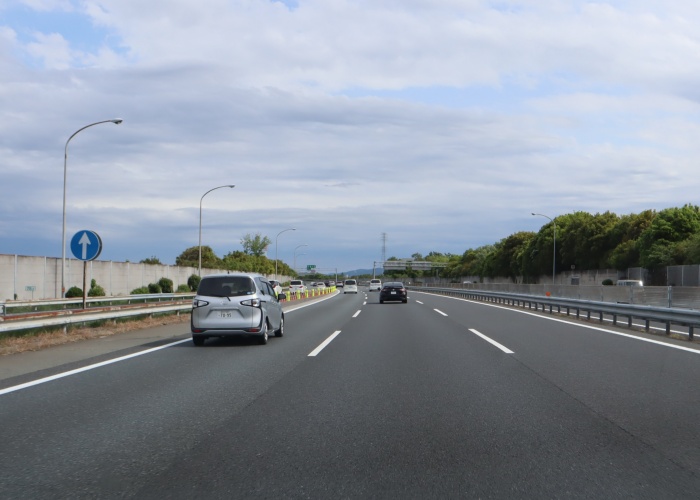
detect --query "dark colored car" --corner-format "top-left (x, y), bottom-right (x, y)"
top-left (379, 282), bottom-right (408, 303)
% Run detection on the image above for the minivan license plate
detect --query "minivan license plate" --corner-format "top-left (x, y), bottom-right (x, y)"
top-left (219, 312), bottom-right (233, 318)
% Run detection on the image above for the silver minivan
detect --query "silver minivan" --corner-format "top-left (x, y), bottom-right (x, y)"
top-left (191, 273), bottom-right (286, 346)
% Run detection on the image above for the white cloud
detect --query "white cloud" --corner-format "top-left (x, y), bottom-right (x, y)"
top-left (1, 0), bottom-right (700, 272)
top-left (25, 31), bottom-right (73, 69)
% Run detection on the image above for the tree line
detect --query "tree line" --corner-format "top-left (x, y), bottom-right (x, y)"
top-left (170, 232), bottom-right (295, 278)
top-left (137, 205), bottom-right (700, 284)
top-left (384, 205), bottom-right (700, 283)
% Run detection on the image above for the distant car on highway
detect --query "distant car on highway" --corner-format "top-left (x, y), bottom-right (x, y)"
top-left (343, 279), bottom-right (358, 294)
top-left (369, 279), bottom-right (382, 292)
top-left (379, 282), bottom-right (408, 303)
top-left (289, 280), bottom-right (306, 293)
top-left (190, 273), bottom-right (285, 346)
top-left (269, 280), bottom-right (283, 296)
top-left (312, 282), bottom-right (326, 290)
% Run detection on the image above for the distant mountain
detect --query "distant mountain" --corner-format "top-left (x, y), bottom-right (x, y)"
top-left (343, 268), bottom-right (382, 277)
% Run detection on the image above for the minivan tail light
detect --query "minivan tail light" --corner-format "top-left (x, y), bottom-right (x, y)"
top-left (241, 298), bottom-right (261, 308)
top-left (193, 299), bottom-right (209, 308)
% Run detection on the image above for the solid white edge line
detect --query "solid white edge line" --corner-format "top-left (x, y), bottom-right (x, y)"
top-left (0, 338), bottom-right (191, 396)
top-left (308, 330), bottom-right (342, 357)
top-left (434, 309), bottom-right (448, 316)
top-left (469, 328), bottom-right (514, 354)
top-left (284, 291), bottom-right (338, 312)
top-left (413, 291), bottom-right (700, 355)
top-left (353, 310), bottom-right (361, 318)
top-left (2, 292), bottom-right (341, 396)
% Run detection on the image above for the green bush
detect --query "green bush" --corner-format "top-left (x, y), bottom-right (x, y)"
top-left (131, 286), bottom-right (150, 294)
top-left (88, 285), bottom-right (106, 297)
top-left (148, 283), bottom-right (162, 294)
top-left (65, 286), bottom-right (83, 298)
top-left (602, 279), bottom-right (614, 286)
top-left (88, 278), bottom-right (106, 297)
top-left (176, 284), bottom-right (191, 293)
top-left (187, 274), bottom-right (201, 292)
top-left (158, 277), bottom-right (174, 293)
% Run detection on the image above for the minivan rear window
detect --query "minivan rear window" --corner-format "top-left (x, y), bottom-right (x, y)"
top-left (345, 280), bottom-right (357, 285)
top-left (198, 277), bottom-right (255, 297)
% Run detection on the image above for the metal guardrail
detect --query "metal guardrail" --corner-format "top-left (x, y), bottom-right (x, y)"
top-left (0, 294), bottom-right (195, 334)
top-left (413, 286), bottom-right (700, 341)
top-left (0, 289), bottom-right (330, 335)
top-left (1, 293), bottom-right (195, 314)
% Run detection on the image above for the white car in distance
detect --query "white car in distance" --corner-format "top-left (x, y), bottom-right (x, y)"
top-left (289, 280), bottom-right (306, 293)
top-left (343, 279), bottom-right (358, 294)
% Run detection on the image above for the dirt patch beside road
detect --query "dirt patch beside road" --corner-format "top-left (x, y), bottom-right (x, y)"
top-left (0, 313), bottom-right (190, 356)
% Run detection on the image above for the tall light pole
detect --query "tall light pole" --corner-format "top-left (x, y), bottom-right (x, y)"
top-left (61, 119), bottom-right (122, 297)
top-left (199, 185), bottom-right (235, 276)
top-left (293, 244), bottom-right (308, 273)
top-left (532, 212), bottom-right (556, 285)
top-left (275, 228), bottom-right (296, 279)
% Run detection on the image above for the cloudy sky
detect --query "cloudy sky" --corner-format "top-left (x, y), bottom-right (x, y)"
top-left (1, 0), bottom-right (699, 274)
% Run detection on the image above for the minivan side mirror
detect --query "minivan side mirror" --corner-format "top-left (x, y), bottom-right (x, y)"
top-left (278, 293), bottom-right (287, 301)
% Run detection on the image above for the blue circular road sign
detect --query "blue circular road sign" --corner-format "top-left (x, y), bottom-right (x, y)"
top-left (70, 230), bottom-right (103, 261)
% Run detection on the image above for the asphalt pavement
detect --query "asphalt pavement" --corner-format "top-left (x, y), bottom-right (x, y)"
top-left (0, 294), bottom-right (331, 386)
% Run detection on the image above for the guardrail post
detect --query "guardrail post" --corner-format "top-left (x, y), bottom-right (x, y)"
top-left (689, 326), bottom-right (694, 341)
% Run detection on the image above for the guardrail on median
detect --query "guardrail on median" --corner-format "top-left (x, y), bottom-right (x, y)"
top-left (0, 301), bottom-right (192, 334)
top-left (412, 286), bottom-right (700, 341)
top-left (1, 293), bottom-right (195, 316)
top-left (0, 287), bottom-right (336, 335)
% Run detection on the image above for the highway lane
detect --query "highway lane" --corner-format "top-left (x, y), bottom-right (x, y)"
top-left (1, 289), bottom-right (700, 498)
top-left (410, 290), bottom-right (700, 473)
top-left (0, 292), bottom-right (362, 498)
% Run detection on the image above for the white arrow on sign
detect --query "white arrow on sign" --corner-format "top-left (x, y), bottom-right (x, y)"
top-left (79, 232), bottom-right (91, 260)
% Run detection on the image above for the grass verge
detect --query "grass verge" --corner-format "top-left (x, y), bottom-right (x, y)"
top-left (0, 312), bottom-right (190, 356)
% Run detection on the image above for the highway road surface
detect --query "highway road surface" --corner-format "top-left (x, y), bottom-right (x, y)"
top-left (1, 289), bottom-right (700, 498)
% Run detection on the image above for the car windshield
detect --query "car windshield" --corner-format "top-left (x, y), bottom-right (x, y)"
top-left (197, 276), bottom-right (255, 297)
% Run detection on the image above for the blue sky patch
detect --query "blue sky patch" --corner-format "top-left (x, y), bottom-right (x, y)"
top-left (1, 4), bottom-right (119, 61)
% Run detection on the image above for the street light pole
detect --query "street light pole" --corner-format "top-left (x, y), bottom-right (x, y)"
top-left (61, 119), bottom-right (122, 297)
top-left (275, 228), bottom-right (296, 280)
top-left (293, 244), bottom-right (308, 273)
top-left (532, 212), bottom-right (556, 285)
top-left (199, 185), bottom-right (235, 277)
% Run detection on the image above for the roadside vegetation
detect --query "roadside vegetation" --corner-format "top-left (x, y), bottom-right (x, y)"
top-left (0, 311), bottom-right (189, 356)
top-left (125, 206), bottom-right (700, 286)
top-left (377, 205), bottom-right (700, 285)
